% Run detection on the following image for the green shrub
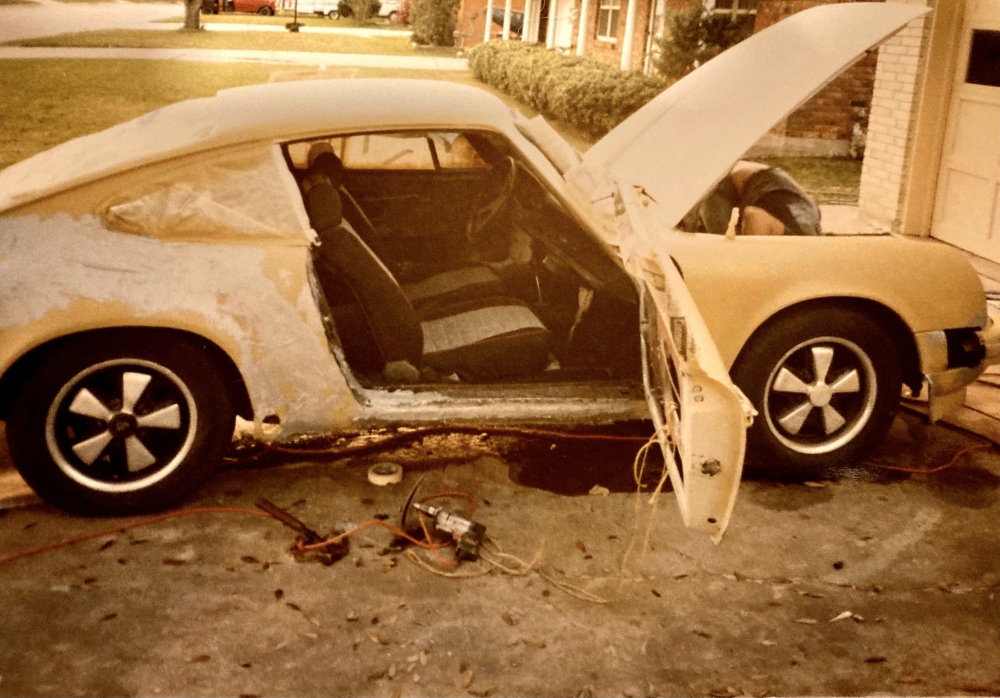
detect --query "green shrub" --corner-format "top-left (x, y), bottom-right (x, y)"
top-left (653, 6), bottom-right (752, 81)
top-left (410, 0), bottom-right (459, 46)
top-left (340, 0), bottom-right (380, 24)
top-left (468, 40), bottom-right (665, 139)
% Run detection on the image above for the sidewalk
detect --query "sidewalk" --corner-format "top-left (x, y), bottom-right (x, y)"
top-left (149, 21), bottom-right (410, 37)
top-left (0, 45), bottom-right (468, 70)
top-left (0, 0), bottom-right (181, 44)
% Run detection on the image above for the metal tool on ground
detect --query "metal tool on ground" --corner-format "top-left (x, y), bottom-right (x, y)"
top-left (412, 501), bottom-right (486, 562)
top-left (256, 498), bottom-right (349, 565)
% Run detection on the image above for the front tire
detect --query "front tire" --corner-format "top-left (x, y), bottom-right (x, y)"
top-left (327, 9), bottom-right (339, 18)
top-left (7, 332), bottom-right (236, 516)
top-left (731, 307), bottom-right (901, 476)
top-left (258, 5), bottom-right (274, 14)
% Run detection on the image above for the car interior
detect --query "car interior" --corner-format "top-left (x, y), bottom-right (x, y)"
top-left (282, 130), bottom-right (641, 388)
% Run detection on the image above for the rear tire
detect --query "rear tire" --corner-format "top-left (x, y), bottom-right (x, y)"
top-left (6, 332), bottom-right (236, 516)
top-left (258, 5), bottom-right (274, 14)
top-left (327, 9), bottom-right (339, 18)
top-left (731, 306), bottom-right (901, 477)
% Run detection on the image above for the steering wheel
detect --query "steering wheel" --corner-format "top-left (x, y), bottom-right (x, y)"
top-left (467, 156), bottom-right (517, 243)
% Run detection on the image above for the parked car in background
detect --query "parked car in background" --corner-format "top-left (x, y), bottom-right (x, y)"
top-left (231, 0), bottom-right (276, 15)
top-left (377, 0), bottom-right (400, 21)
top-left (0, 5), bottom-right (995, 542)
top-left (294, 0), bottom-right (340, 19)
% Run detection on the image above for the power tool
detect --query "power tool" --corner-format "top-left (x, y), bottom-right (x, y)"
top-left (412, 501), bottom-right (486, 562)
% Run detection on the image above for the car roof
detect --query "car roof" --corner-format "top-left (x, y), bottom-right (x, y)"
top-left (0, 79), bottom-right (516, 214)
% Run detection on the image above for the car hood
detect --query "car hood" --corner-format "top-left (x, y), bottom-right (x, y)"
top-left (566, 2), bottom-right (929, 229)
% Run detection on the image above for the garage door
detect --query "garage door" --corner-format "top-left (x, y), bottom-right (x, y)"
top-left (931, 0), bottom-right (999, 264)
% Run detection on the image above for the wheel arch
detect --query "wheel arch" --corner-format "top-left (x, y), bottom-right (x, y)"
top-left (732, 296), bottom-right (922, 395)
top-left (0, 327), bottom-right (254, 422)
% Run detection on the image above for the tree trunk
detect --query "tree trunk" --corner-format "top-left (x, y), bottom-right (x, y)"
top-left (184, 0), bottom-right (201, 29)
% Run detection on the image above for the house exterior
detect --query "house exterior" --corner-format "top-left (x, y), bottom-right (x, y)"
top-left (858, 0), bottom-right (999, 263)
top-left (457, 0), bottom-right (880, 155)
top-left (456, 0), bottom-right (998, 262)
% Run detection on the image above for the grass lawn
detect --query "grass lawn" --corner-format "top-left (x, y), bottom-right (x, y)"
top-left (7, 28), bottom-right (456, 56)
top-left (0, 0), bottom-right (38, 5)
top-left (0, 60), bottom-right (272, 170)
top-left (54, 0), bottom-right (182, 3)
top-left (0, 60), bottom-right (598, 170)
top-left (759, 156), bottom-right (862, 205)
top-left (158, 13), bottom-right (408, 30)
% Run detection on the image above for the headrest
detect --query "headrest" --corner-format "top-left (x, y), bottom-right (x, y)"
top-left (304, 179), bottom-right (343, 232)
top-left (307, 141), bottom-right (344, 186)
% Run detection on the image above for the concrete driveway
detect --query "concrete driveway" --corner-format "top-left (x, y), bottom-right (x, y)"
top-left (1, 411), bottom-right (998, 697)
top-left (0, 0), bottom-right (183, 44)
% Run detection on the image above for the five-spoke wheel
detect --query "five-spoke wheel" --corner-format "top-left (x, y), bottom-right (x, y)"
top-left (7, 331), bottom-right (236, 515)
top-left (732, 306), bottom-right (901, 474)
top-left (46, 361), bottom-right (196, 492)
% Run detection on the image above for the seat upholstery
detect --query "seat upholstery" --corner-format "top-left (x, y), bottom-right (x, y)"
top-left (302, 163), bottom-right (551, 382)
top-left (307, 143), bottom-right (506, 309)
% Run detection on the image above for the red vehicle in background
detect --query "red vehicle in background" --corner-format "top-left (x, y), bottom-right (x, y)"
top-left (202, 0), bottom-right (276, 14)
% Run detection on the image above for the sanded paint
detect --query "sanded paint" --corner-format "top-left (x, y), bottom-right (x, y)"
top-left (0, 214), bottom-right (355, 438)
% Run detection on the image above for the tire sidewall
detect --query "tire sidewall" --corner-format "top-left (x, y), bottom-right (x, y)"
top-left (732, 307), bottom-right (902, 475)
top-left (7, 332), bottom-right (235, 516)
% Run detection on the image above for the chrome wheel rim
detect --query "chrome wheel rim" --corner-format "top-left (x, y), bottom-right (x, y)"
top-left (763, 337), bottom-right (877, 455)
top-left (44, 359), bottom-right (197, 493)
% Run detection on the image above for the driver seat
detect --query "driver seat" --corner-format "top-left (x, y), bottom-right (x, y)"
top-left (303, 168), bottom-right (551, 382)
top-left (307, 144), bottom-right (506, 309)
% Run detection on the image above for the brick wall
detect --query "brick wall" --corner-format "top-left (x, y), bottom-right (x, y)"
top-left (858, 0), bottom-right (932, 230)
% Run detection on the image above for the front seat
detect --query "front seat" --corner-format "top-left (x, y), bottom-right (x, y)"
top-left (306, 143), bottom-right (507, 309)
top-left (302, 165), bottom-right (551, 382)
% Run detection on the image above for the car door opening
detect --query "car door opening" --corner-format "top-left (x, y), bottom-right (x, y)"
top-left (284, 130), bottom-right (642, 389)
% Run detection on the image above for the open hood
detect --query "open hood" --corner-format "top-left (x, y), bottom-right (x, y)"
top-left (567, 2), bottom-right (929, 227)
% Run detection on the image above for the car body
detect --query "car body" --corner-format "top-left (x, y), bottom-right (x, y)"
top-left (0, 4), bottom-right (995, 541)
top-left (294, 0), bottom-right (341, 19)
top-left (231, 0), bottom-right (276, 15)
top-left (377, 0), bottom-right (400, 20)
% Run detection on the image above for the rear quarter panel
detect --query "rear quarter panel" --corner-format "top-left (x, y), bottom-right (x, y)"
top-left (0, 214), bottom-right (355, 437)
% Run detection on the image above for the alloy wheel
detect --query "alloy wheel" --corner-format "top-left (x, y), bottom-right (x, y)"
top-left (763, 337), bottom-right (877, 455)
top-left (44, 359), bottom-right (197, 493)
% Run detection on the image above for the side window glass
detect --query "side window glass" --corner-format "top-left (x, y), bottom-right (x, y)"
top-left (431, 133), bottom-right (489, 169)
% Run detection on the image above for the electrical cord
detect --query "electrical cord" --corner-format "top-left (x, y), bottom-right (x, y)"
top-left (0, 507), bottom-right (272, 567)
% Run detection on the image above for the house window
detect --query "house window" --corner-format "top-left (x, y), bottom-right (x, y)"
top-left (596, 0), bottom-right (620, 41)
top-left (708, 0), bottom-right (756, 17)
top-left (706, 0), bottom-right (755, 34)
top-left (966, 30), bottom-right (1000, 88)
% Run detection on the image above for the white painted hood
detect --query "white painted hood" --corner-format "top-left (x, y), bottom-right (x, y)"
top-left (567, 2), bottom-right (929, 227)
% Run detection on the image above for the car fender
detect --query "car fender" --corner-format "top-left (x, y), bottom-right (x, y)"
top-left (665, 232), bottom-right (987, 370)
top-left (0, 214), bottom-right (357, 439)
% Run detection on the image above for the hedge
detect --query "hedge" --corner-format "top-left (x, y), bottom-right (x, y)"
top-left (467, 41), bottom-right (666, 140)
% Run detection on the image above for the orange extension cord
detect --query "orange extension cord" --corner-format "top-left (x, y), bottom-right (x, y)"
top-left (0, 492), bottom-right (479, 569)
